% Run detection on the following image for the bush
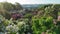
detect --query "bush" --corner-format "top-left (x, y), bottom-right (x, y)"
top-left (32, 16), bottom-right (54, 34)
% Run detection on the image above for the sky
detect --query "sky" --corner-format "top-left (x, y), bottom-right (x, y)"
top-left (0, 0), bottom-right (60, 4)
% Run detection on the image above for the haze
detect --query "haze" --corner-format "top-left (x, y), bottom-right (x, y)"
top-left (0, 0), bottom-right (60, 4)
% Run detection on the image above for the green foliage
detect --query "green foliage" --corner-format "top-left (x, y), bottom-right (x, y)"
top-left (0, 15), bottom-right (26, 34)
top-left (0, 2), bottom-right (23, 19)
top-left (24, 13), bottom-right (32, 18)
top-left (0, 3), bottom-right (60, 34)
top-left (32, 16), bottom-right (54, 34)
top-left (0, 2), bottom-right (22, 11)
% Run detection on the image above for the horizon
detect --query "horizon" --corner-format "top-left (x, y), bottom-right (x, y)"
top-left (0, 0), bottom-right (60, 5)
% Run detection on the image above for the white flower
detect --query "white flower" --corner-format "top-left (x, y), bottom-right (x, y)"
top-left (6, 25), bottom-right (19, 33)
top-left (17, 21), bottom-right (25, 27)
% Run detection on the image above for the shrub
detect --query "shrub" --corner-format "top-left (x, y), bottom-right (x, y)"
top-left (32, 16), bottom-right (54, 34)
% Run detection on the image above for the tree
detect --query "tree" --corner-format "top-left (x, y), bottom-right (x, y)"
top-left (15, 2), bottom-right (23, 10)
top-left (0, 2), bottom-right (23, 19)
